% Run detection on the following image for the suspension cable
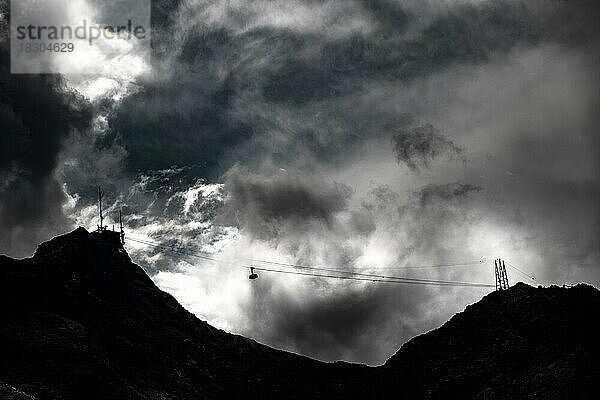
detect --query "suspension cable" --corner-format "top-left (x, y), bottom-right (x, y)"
top-left (126, 236), bottom-right (494, 288)
top-left (505, 260), bottom-right (543, 285)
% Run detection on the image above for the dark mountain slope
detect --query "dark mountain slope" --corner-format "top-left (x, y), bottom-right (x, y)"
top-left (0, 228), bottom-right (369, 399)
top-left (1, 227), bottom-right (599, 399)
top-left (379, 281), bottom-right (600, 399)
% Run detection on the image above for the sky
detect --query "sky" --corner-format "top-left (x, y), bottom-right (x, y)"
top-left (1, 0), bottom-right (599, 365)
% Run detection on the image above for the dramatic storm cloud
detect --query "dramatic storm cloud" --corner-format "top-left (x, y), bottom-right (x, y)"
top-left (2, 0), bottom-right (599, 365)
top-left (106, 0), bottom-right (551, 175)
top-left (0, 2), bottom-right (92, 256)
top-left (220, 167), bottom-right (351, 236)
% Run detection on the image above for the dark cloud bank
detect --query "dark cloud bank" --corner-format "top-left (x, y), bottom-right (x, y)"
top-left (110, 0), bottom-right (541, 175)
top-left (220, 167), bottom-right (351, 237)
top-left (1, 0), bottom-right (599, 365)
top-left (0, 1), bottom-right (92, 256)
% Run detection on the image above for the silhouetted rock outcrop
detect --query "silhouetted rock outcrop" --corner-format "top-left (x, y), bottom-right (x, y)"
top-left (1, 228), bottom-right (598, 399)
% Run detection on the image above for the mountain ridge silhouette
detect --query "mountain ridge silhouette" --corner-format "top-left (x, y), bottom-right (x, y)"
top-left (1, 227), bottom-right (598, 399)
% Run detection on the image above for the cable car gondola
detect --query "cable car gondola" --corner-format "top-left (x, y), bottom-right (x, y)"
top-left (248, 267), bottom-right (259, 280)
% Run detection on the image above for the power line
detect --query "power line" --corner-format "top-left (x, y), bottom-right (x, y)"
top-left (126, 236), bottom-right (494, 288)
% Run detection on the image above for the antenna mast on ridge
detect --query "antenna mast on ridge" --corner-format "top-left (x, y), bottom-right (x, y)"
top-left (119, 209), bottom-right (125, 244)
top-left (97, 186), bottom-right (106, 232)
